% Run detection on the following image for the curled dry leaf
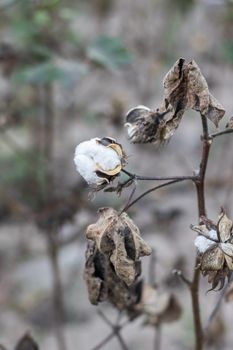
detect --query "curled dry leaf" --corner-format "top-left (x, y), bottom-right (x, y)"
top-left (84, 208), bottom-right (151, 308)
top-left (125, 58), bottom-right (225, 144)
top-left (84, 240), bottom-right (143, 309)
top-left (86, 207), bottom-right (151, 286)
top-left (163, 58), bottom-right (225, 128)
top-left (192, 210), bottom-right (233, 291)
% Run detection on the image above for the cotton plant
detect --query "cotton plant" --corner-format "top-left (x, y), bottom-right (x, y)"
top-left (192, 211), bottom-right (233, 291)
top-left (74, 137), bottom-right (126, 189)
top-left (74, 58), bottom-right (233, 350)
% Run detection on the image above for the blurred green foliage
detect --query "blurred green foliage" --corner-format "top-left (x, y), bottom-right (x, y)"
top-left (87, 36), bottom-right (133, 70)
top-left (0, 0), bottom-right (132, 211)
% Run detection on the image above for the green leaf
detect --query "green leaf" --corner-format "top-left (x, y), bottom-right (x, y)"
top-left (33, 10), bottom-right (51, 27)
top-left (87, 36), bottom-right (132, 70)
top-left (12, 60), bottom-right (87, 86)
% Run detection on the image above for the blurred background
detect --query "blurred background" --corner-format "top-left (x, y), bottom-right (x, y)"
top-left (0, 0), bottom-right (233, 349)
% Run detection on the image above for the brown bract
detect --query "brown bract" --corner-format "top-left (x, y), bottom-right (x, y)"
top-left (192, 210), bottom-right (233, 291)
top-left (84, 208), bottom-right (151, 307)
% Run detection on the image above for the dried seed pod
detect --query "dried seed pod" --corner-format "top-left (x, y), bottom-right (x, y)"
top-left (74, 137), bottom-right (127, 190)
top-left (192, 210), bottom-right (233, 291)
top-left (86, 208), bottom-right (152, 286)
top-left (84, 239), bottom-right (143, 309)
top-left (125, 105), bottom-right (172, 144)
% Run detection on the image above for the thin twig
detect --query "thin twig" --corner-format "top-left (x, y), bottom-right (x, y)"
top-left (172, 269), bottom-right (191, 288)
top-left (124, 178), bottom-right (189, 212)
top-left (97, 309), bottom-right (114, 327)
top-left (204, 273), bottom-right (233, 335)
top-left (115, 333), bottom-right (129, 350)
top-left (90, 331), bottom-right (115, 350)
top-left (154, 324), bottom-right (162, 350)
top-left (90, 319), bottom-right (130, 350)
top-left (121, 168), bottom-right (197, 182)
top-left (119, 180), bottom-right (137, 214)
top-left (210, 128), bottom-right (233, 139)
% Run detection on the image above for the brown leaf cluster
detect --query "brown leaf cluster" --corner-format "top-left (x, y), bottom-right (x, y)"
top-left (84, 208), bottom-right (151, 308)
top-left (192, 210), bottom-right (233, 291)
top-left (125, 58), bottom-right (225, 144)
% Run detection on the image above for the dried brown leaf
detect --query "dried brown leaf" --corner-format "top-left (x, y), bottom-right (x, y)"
top-left (163, 58), bottom-right (225, 129)
top-left (201, 245), bottom-right (224, 271)
top-left (110, 230), bottom-right (136, 286)
top-left (85, 208), bottom-right (151, 286)
top-left (187, 60), bottom-right (209, 115)
top-left (84, 241), bottom-right (108, 305)
top-left (191, 224), bottom-right (211, 237)
top-left (218, 211), bottom-right (233, 243)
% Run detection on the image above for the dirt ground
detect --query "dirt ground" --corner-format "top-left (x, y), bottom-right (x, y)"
top-left (1, 0), bottom-right (233, 349)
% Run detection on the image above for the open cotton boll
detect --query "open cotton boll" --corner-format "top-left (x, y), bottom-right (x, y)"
top-left (209, 229), bottom-right (218, 241)
top-left (194, 235), bottom-right (216, 254)
top-left (74, 154), bottom-right (102, 186)
top-left (74, 138), bottom-right (124, 187)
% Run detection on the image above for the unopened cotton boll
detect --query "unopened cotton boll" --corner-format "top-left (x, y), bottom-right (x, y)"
top-left (74, 137), bottom-right (126, 188)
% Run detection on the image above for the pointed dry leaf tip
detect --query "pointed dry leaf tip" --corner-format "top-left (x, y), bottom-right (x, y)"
top-left (74, 137), bottom-right (126, 189)
top-left (85, 207), bottom-right (151, 286)
top-left (192, 211), bottom-right (233, 291)
top-left (15, 333), bottom-right (39, 350)
top-left (163, 58), bottom-right (225, 129)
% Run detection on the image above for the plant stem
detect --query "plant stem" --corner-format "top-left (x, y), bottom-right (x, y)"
top-left (124, 178), bottom-right (190, 212)
top-left (154, 324), bottom-right (161, 350)
top-left (121, 169), bottom-right (196, 182)
top-left (210, 128), bottom-right (233, 139)
top-left (191, 114), bottom-right (212, 350)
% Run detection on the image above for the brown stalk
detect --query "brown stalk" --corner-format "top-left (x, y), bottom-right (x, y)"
top-left (190, 114), bottom-right (211, 350)
top-left (40, 84), bottom-right (68, 350)
top-left (121, 114), bottom-right (215, 350)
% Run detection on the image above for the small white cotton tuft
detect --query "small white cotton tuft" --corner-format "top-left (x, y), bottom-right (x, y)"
top-left (209, 229), bottom-right (218, 241)
top-left (194, 235), bottom-right (216, 254)
top-left (74, 154), bottom-right (101, 185)
top-left (74, 138), bottom-right (123, 186)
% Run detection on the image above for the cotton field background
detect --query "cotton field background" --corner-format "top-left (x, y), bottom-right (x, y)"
top-left (0, 0), bottom-right (233, 349)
